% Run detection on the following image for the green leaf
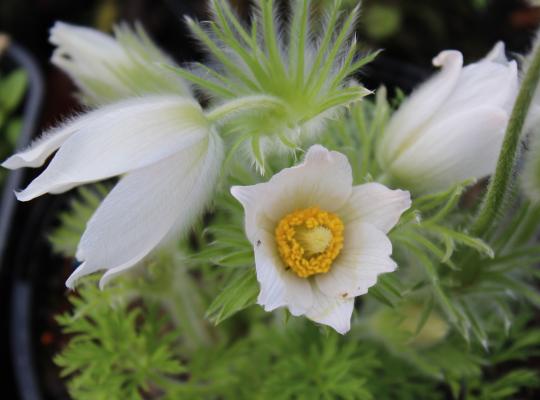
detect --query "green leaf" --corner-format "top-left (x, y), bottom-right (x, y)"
top-left (5, 118), bottom-right (23, 146)
top-left (206, 267), bottom-right (259, 325)
top-left (0, 69), bottom-right (27, 112)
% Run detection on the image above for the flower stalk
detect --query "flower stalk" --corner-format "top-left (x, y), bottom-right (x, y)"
top-left (472, 42), bottom-right (540, 238)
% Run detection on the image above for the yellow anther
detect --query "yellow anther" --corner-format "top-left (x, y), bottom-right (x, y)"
top-left (274, 206), bottom-right (344, 278)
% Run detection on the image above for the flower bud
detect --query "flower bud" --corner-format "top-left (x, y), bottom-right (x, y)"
top-left (377, 43), bottom-right (518, 194)
top-left (50, 22), bottom-right (190, 106)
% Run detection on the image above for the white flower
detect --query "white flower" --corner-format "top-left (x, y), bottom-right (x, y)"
top-left (377, 42), bottom-right (518, 194)
top-left (50, 22), bottom-right (190, 106)
top-left (2, 96), bottom-right (223, 288)
top-left (231, 145), bottom-right (410, 334)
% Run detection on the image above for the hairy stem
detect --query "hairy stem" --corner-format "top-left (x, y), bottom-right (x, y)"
top-left (471, 44), bottom-right (540, 238)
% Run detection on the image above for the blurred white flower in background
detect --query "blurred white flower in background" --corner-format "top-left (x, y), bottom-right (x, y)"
top-left (3, 97), bottom-right (223, 289)
top-left (50, 22), bottom-right (191, 106)
top-left (231, 145), bottom-right (410, 333)
top-left (377, 42), bottom-right (518, 194)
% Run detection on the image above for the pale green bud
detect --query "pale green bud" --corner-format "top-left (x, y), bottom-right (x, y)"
top-left (50, 22), bottom-right (190, 106)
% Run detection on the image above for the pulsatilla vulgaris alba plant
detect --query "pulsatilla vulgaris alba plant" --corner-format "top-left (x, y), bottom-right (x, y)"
top-left (3, 0), bottom-right (540, 398)
top-left (3, 0), bottom-right (372, 289)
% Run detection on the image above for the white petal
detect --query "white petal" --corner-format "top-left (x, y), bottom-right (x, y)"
top-left (390, 106), bottom-right (508, 193)
top-left (306, 285), bottom-right (355, 334)
top-left (2, 118), bottom-right (81, 169)
top-left (253, 230), bottom-right (313, 315)
top-left (316, 222), bottom-right (396, 299)
top-left (340, 183), bottom-right (410, 233)
top-left (66, 133), bottom-right (223, 288)
top-left (230, 183), bottom-right (267, 242)
top-left (378, 50), bottom-right (463, 166)
top-left (16, 96), bottom-right (209, 201)
top-left (51, 22), bottom-right (122, 56)
top-left (483, 41), bottom-right (508, 64)
top-left (443, 58), bottom-right (518, 115)
top-left (232, 145), bottom-right (353, 241)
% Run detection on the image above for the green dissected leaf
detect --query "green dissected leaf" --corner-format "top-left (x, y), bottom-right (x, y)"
top-left (55, 278), bottom-right (184, 400)
top-left (206, 267), bottom-right (259, 325)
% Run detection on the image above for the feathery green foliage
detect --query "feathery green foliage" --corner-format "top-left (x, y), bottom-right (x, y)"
top-left (55, 277), bottom-right (184, 400)
top-left (171, 0), bottom-right (375, 172)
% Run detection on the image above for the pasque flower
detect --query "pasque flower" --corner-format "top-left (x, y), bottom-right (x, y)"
top-left (377, 42), bottom-right (518, 194)
top-left (50, 22), bottom-right (190, 106)
top-left (1, 22), bottom-right (225, 289)
top-left (3, 97), bottom-right (223, 288)
top-left (231, 145), bottom-right (410, 333)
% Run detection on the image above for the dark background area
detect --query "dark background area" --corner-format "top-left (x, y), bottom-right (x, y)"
top-left (1, 0), bottom-right (539, 399)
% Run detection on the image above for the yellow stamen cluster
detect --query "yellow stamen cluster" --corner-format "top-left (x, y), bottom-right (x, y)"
top-left (275, 206), bottom-right (344, 278)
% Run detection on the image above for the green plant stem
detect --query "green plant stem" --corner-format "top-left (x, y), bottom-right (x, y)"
top-left (471, 44), bottom-right (540, 238)
top-left (161, 262), bottom-right (215, 350)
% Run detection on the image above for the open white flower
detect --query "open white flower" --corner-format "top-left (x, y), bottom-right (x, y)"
top-left (377, 42), bottom-right (518, 194)
top-left (231, 145), bottom-right (410, 334)
top-left (50, 22), bottom-right (190, 106)
top-left (2, 96), bottom-right (223, 288)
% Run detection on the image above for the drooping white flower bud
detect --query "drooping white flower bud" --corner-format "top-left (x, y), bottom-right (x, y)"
top-left (50, 22), bottom-right (190, 106)
top-left (377, 43), bottom-right (518, 194)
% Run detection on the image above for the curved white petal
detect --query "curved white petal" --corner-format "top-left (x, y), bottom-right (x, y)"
top-left (390, 106), bottom-right (508, 193)
top-left (230, 183), bottom-right (267, 242)
top-left (483, 41), bottom-right (508, 64)
top-left (66, 132), bottom-right (223, 288)
top-left (340, 183), bottom-right (410, 233)
top-left (443, 59), bottom-right (518, 115)
top-left (2, 118), bottom-right (83, 169)
top-left (316, 222), bottom-right (396, 299)
top-left (253, 230), bottom-right (313, 315)
top-left (231, 145), bottom-right (353, 241)
top-left (305, 286), bottom-right (355, 334)
top-left (16, 96), bottom-right (209, 201)
top-left (378, 50), bottom-right (463, 166)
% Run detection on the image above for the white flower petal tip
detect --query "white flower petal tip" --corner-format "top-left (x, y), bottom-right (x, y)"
top-left (379, 42), bottom-right (518, 194)
top-left (49, 21), bottom-right (190, 106)
top-left (1, 119), bottom-right (81, 170)
top-left (1, 156), bottom-right (19, 170)
top-left (432, 50), bottom-right (464, 69)
top-left (65, 262), bottom-right (88, 290)
top-left (306, 294), bottom-right (354, 335)
top-left (232, 145), bottom-right (405, 334)
top-left (484, 41), bottom-right (508, 64)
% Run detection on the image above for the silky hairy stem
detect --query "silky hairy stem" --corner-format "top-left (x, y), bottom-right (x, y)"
top-left (471, 42), bottom-right (540, 237)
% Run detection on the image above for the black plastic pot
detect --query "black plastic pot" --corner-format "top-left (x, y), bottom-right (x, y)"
top-left (0, 41), bottom-right (48, 400)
